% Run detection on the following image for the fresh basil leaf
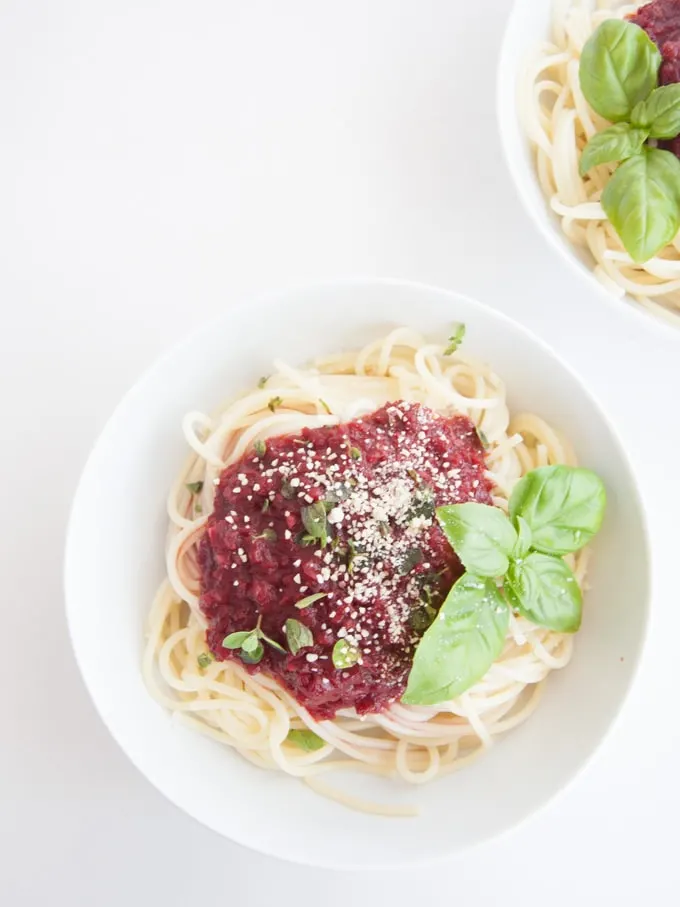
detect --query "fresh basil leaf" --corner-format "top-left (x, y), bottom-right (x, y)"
top-left (436, 503), bottom-right (517, 577)
top-left (631, 83), bottom-right (680, 139)
top-left (254, 439), bottom-right (267, 457)
top-left (579, 123), bottom-right (648, 176)
top-left (286, 729), bottom-right (326, 752)
top-left (332, 638), bottom-right (361, 669)
top-left (185, 480), bottom-right (204, 494)
top-left (197, 652), bottom-right (213, 669)
top-left (602, 147), bottom-right (680, 263)
top-left (349, 446), bottom-right (361, 460)
top-left (240, 641), bottom-right (264, 664)
top-left (222, 630), bottom-right (252, 649)
top-left (285, 618), bottom-right (314, 655)
top-left (240, 631), bottom-right (261, 655)
top-left (301, 501), bottom-right (328, 544)
top-left (402, 574), bottom-right (509, 705)
top-left (294, 592), bottom-right (328, 609)
top-left (509, 465), bottom-right (606, 556)
top-left (505, 552), bottom-right (582, 632)
top-left (444, 323), bottom-right (465, 355)
top-left (513, 515), bottom-right (533, 559)
top-left (579, 19), bottom-right (661, 123)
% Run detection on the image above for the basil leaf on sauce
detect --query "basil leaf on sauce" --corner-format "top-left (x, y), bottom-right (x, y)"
top-left (505, 553), bottom-right (582, 633)
top-left (332, 638), bottom-right (361, 669)
top-left (286, 729), bottom-right (326, 752)
top-left (285, 618), bottom-right (314, 655)
top-left (436, 503), bottom-right (517, 577)
top-left (579, 19), bottom-right (661, 123)
top-left (602, 148), bottom-right (680, 263)
top-left (579, 123), bottom-right (648, 176)
top-left (508, 465), bottom-right (606, 556)
top-left (631, 83), bottom-right (680, 139)
top-left (399, 547), bottom-right (423, 574)
top-left (254, 439), bottom-right (267, 457)
top-left (294, 592), bottom-right (328, 609)
top-left (402, 574), bottom-right (509, 706)
top-left (222, 631), bottom-right (252, 649)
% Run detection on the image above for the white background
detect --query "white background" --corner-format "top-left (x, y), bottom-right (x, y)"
top-left (2, 0), bottom-right (678, 903)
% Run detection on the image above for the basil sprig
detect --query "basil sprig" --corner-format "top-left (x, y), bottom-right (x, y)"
top-left (403, 465), bottom-right (605, 706)
top-left (578, 19), bottom-right (680, 262)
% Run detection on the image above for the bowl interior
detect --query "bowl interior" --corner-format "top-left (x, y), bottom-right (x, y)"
top-left (65, 279), bottom-right (649, 868)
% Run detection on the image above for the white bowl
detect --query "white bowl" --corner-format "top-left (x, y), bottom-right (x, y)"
top-left (64, 278), bottom-right (650, 868)
top-left (497, 0), bottom-right (677, 331)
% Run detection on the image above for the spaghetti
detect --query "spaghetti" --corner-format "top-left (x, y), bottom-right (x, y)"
top-left (520, 0), bottom-right (680, 325)
top-left (143, 328), bottom-right (588, 815)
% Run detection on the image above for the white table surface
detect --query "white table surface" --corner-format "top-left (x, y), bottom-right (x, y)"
top-left (2, 0), bottom-right (678, 903)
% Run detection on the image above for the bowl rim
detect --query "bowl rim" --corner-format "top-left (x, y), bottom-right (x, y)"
top-left (63, 276), bottom-right (652, 867)
top-left (495, 0), bottom-right (680, 337)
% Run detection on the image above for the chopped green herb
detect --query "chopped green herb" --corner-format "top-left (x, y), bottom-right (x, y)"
top-left (254, 439), bottom-right (267, 457)
top-left (257, 376), bottom-right (269, 389)
top-left (240, 642), bottom-right (264, 664)
top-left (444, 323), bottom-right (466, 356)
top-left (186, 481), bottom-right (204, 495)
top-left (301, 501), bottom-right (329, 546)
top-left (319, 398), bottom-right (332, 414)
top-left (400, 547), bottom-right (423, 574)
top-left (298, 532), bottom-right (318, 547)
top-left (477, 429), bottom-right (490, 449)
top-left (259, 631), bottom-right (287, 654)
top-left (268, 395), bottom-right (283, 412)
top-left (407, 485), bottom-right (435, 520)
top-left (295, 592), bottom-right (328, 610)
top-left (408, 606), bottom-right (436, 633)
top-left (349, 446), bottom-right (361, 460)
top-left (332, 638), bottom-right (361, 669)
top-left (223, 631), bottom-right (252, 649)
top-left (285, 618), bottom-right (314, 655)
top-left (240, 631), bottom-right (261, 655)
top-left (286, 729), bottom-right (326, 752)
top-left (261, 498), bottom-right (271, 513)
top-left (281, 478), bottom-right (295, 499)
top-left (255, 528), bottom-right (277, 542)
top-left (194, 502), bottom-right (203, 514)
top-left (197, 652), bottom-right (214, 669)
